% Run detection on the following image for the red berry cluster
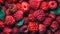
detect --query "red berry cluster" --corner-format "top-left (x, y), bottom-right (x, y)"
top-left (0, 0), bottom-right (60, 34)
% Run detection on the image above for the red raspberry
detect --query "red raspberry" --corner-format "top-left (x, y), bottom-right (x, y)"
top-left (29, 0), bottom-right (41, 9)
top-left (57, 0), bottom-right (60, 3)
top-left (47, 30), bottom-right (52, 34)
top-left (33, 9), bottom-right (44, 17)
top-left (56, 16), bottom-right (60, 23)
top-left (39, 24), bottom-right (46, 34)
top-left (40, 2), bottom-right (49, 10)
top-left (7, 0), bottom-right (16, 3)
top-left (21, 2), bottom-right (30, 13)
top-left (16, 3), bottom-right (21, 10)
top-left (49, 1), bottom-right (57, 9)
top-left (0, 21), bottom-right (4, 28)
top-left (14, 10), bottom-right (23, 21)
top-left (49, 13), bottom-right (56, 19)
top-left (5, 15), bottom-right (15, 25)
top-left (28, 22), bottom-right (38, 32)
top-left (43, 18), bottom-right (52, 26)
top-left (50, 21), bottom-right (59, 32)
top-left (8, 4), bottom-right (17, 13)
top-left (3, 27), bottom-right (12, 34)
top-left (54, 30), bottom-right (60, 34)
top-left (28, 14), bottom-right (35, 21)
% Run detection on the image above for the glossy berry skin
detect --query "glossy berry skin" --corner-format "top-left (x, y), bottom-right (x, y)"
top-left (39, 24), bottom-right (46, 34)
top-left (14, 10), bottom-right (23, 21)
top-left (50, 21), bottom-right (59, 32)
top-left (56, 16), bottom-right (60, 23)
top-left (40, 2), bottom-right (49, 10)
top-left (49, 1), bottom-right (57, 9)
top-left (28, 22), bottom-right (38, 32)
top-left (29, 0), bottom-right (41, 9)
top-left (43, 18), bottom-right (52, 26)
top-left (3, 27), bottom-right (12, 34)
top-left (21, 2), bottom-right (30, 13)
top-left (5, 16), bottom-right (15, 25)
top-left (0, 21), bottom-right (4, 28)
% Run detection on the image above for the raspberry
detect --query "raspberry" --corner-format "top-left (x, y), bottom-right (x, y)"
top-left (56, 16), bottom-right (60, 23)
top-left (16, 3), bottom-right (21, 10)
top-left (49, 13), bottom-right (56, 19)
top-left (29, 0), bottom-right (41, 9)
top-left (43, 18), bottom-right (52, 26)
top-left (50, 21), bottom-right (59, 32)
top-left (28, 14), bottom-right (35, 21)
top-left (0, 21), bottom-right (4, 28)
top-left (33, 9), bottom-right (44, 17)
top-left (28, 22), bottom-right (38, 32)
top-left (3, 27), bottom-right (12, 34)
top-left (21, 2), bottom-right (30, 13)
top-left (14, 10), bottom-right (23, 21)
top-left (8, 4), bottom-right (17, 13)
top-left (40, 2), bottom-right (49, 10)
top-left (49, 1), bottom-right (57, 9)
top-left (39, 24), bottom-right (46, 34)
top-left (5, 15), bottom-right (15, 25)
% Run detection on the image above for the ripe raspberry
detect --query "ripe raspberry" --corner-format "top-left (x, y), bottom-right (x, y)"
top-left (43, 18), bottom-right (52, 26)
top-left (8, 4), bottom-right (17, 13)
top-left (3, 27), bottom-right (12, 34)
top-left (14, 10), bottom-right (23, 21)
top-left (33, 9), bottom-right (44, 17)
top-left (40, 2), bottom-right (49, 10)
top-left (28, 22), bottom-right (38, 32)
top-left (50, 21), bottom-right (59, 32)
top-left (16, 3), bottom-right (21, 10)
top-left (28, 14), bottom-right (35, 21)
top-left (39, 24), bottom-right (46, 34)
top-left (56, 16), bottom-right (60, 23)
top-left (7, 0), bottom-right (16, 3)
top-left (29, 0), bottom-right (41, 9)
top-left (5, 15), bottom-right (15, 25)
top-left (49, 1), bottom-right (57, 9)
top-left (0, 21), bottom-right (4, 28)
top-left (21, 2), bottom-right (30, 13)
top-left (49, 13), bottom-right (56, 19)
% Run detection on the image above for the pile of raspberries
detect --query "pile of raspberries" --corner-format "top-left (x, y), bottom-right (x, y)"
top-left (0, 0), bottom-right (60, 34)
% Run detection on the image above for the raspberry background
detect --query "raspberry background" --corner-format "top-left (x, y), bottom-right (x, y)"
top-left (0, 0), bottom-right (60, 34)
